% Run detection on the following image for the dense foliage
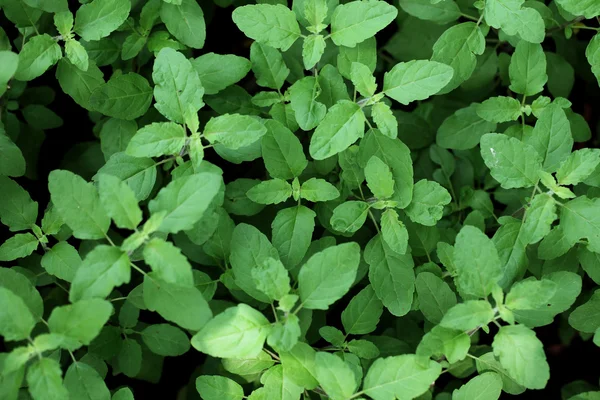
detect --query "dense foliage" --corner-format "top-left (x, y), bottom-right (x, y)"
top-left (1, 0), bottom-right (600, 398)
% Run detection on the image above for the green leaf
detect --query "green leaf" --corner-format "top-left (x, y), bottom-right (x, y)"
top-left (302, 35), bottom-right (326, 70)
top-left (0, 233), bottom-right (38, 261)
top-left (99, 119), bottom-right (136, 161)
top-left (40, 242), bottom-right (81, 282)
top-left (95, 153), bottom-right (157, 201)
top-left (0, 51), bottom-right (18, 92)
top-left (48, 170), bottom-right (110, 240)
top-left (48, 299), bottom-right (113, 348)
top-left (98, 174), bottom-right (142, 230)
top-left (56, 59), bottom-right (104, 111)
top-left (521, 194), bottom-right (557, 245)
top-left (330, 0), bottom-right (397, 47)
top-left (365, 156), bottom-right (395, 199)
top-left (484, 0), bottom-right (545, 43)
top-left (383, 60), bottom-right (453, 105)
top-left (431, 22), bottom-right (485, 93)
top-left (341, 284), bottom-right (383, 335)
top-left (560, 196), bottom-right (600, 253)
top-left (64, 40), bottom-right (88, 71)
top-left (300, 178), bottom-right (340, 202)
top-left (298, 242), bottom-right (361, 309)
top-left (371, 102), bottom-right (398, 139)
top-left (252, 257), bottom-right (291, 301)
top-left (480, 133), bottom-right (542, 189)
top-left (310, 100), bottom-right (365, 160)
top-left (15, 34), bottom-right (62, 82)
top-left (160, 0), bottom-right (206, 49)
top-left (141, 324), bottom-right (190, 356)
top-left (121, 32), bottom-right (146, 61)
top-left (289, 76), bottom-right (327, 131)
top-left (405, 179), bottom-right (451, 226)
top-left (350, 62), bottom-right (377, 97)
top-left (74, 0), bottom-right (130, 41)
top-left (440, 300), bottom-right (495, 330)
top-left (416, 272), bottom-right (457, 324)
top-left (524, 104), bottom-right (572, 172)
top-left (0, 135), bottom-right (26, 178)
top-left (126, 123), bottom-right (186, 158)
top-left (117, 338), bottom-right (141, 377)
top-left (152, 48), bottom-right (204, 123)
top-left (454, 225), bottom-right (502, 298)
top-left (417, 325), bottom-right (470, 364)
top-left (279, 342), bottom-right (319, 389)
top-left (568, 289), bottom-right (600, 333)
top-left (320, 326), bottom-right (346, 348)
top-left (587, 34), bottom-right (600, 85)
top-left (267, 314), bottom-right (301, 352)
top-left (0, 287), bottom-right (35, 341)
top-left (0, 269), bottom-right (43, 321)
top-left (330, 201), bottom-right (369, 233)
top-left (191, 53), bottom-right (251, 95)
top-left (555, 0), bottom-right (600, 19)
top-left (347, 339), bottom-right (379, 359)
top-left (196, 376), bottom-right (244, 400)
top-left (556, 149), bottom-right (600, 186)
top-left (143, 238), bottom-right (194, 287)
top-left (506, 278), bottom-right (557, 310)
top-left (261, 120), bottom-right (307, 180)
top-left (272, 205), bottom-right (316, 269)
top-left (452, 372), bottom-right (503, 400)
top-left (476, 97), bottom-right (522, 123)
top-left (509, 42), bottom-right (547, 96)
top-left (69, 245), bottom-right (130, 302)
top-left (89, 73), bottom-right (153, 120)
top-left (578, 246), bottom-right (600, 285)
top-left (250, 42), bottom-right (290, 90)
top-left (366, 235), bottom-right (415, 316)
top-left (26, 358), bottom-right (68, 400)
top-left (363, 354), bottom-right (442, 400)
top-left (148, 173), bottom-right (222, 233)
top-left (314, 352), bottom-right (358, 400)
top-left (64, 362), bottom-right (110, 400)
top-left (475, 352), bottom-right (526, 395)
top-left (191, 304), bottom-right (271, 358)
top-left (398, 0), bottom-right (461, 24)
top-left (233, 4), bottom-right (301, 51)
top-left (380, 209), bottom-right (408, 254)
top-left (0, 177), bottom-right (37, 231)
top-left (437, 103), bottom-right (497, 150)
top-left (246, 178), bottom-right (292, 205)
top-left (203, 114), bottom-right (267, 150)
top-left (492, 325), bottom-right (550, 389)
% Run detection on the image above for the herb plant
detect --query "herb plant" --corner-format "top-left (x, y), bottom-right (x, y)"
top-left (1, 0), bottom-right (600, 398)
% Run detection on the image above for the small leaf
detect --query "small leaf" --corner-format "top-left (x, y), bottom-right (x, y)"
top-left (440, 300), bottom-right (495, 331)
top-left (246, 178), bottom-right (293, 205)
top-left (232, 4), bottom-right (301, 51)
top-left (383, 60), bottom-right (453, 105)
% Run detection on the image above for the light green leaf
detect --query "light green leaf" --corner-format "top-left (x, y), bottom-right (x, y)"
top-left (250, 42), bottom-right (290, 90)
top-left (586, 34), bottom-right (600, 85)
top-left (0, 287), bottom-right (35, 341)
top-left (475, 352), bottom-right (526, 395)
top-left (480, 133), bottom-right (542, 189)
top-left (416, 272), bottom-right (457, 324)
top-left (0, 135), bottom-right (26, 178)
top-left (319, 326), bottom-right (345, 346)
top-left (262, 120), bottom-right (307, 180)
top-left (314, 352), bottom-right (358, 400)
top-left (252, 258), bottom-right (291, 301)
top-left (74, 0), bottom-right (130, 41)
top-left (438, 103), bottom-right (497, 150)
top-left (98, 174), bottom-right (142, 230)
top-left (298, 242), bottom-right (361, 309)
top-left (309, 100), bottom-right (364, 160)
top-left (64, 40), bottom-right (88, 71)
top-left (556, 149), bottom-right (600, 186)
top-left (380, 209), bottom-right (408, 254)
top-left (350, 62), bottom-right (376, 97)
top-left (383, 60), bottom-right (453, 105)
top-left (330, 201), bottom-right (369, 233)
top-left (48, 299), bottom-right (113, 348)
top-left (492, 325), bottom-right (550, 389)
top-left (148, 173), bottom-right (222, 233)
top-left (476, 97), bottom-right (522, 123)
top-left (233, 4), bottom-right (301, 51)
top-left (143, 237), bottom-right (194, 287)
top-left (302, 35), bottom-right (326, 70)
top-left (40, 242), bottom-right (81, 282)
top-left (143, 275), bottom-right (212, 330)
top-left (555, 0), bottom-right (600, 19)
top-left (569, 289), bottom-right (600, 333)
top-left (452, 372), bottom-right (503, 400)
top-left (454, 225), bottom-right (502, 298)
top-left (191, 53), bottom-right (251, 95)
top-left (289, 76), bottom-right (327, 131)
top-left (141, 324), bottom-right (190, 356)
top-left (363, 354), bottom-right (441, 400)
top-left (440, 300), bottom-right (495, 330)
top-left (56, 59), bottom-right (104, 111)
top-left (196, 376), bottom-right (244, 400)
top-left (365, 156), bottom-right (394, 199)
top-left (524, 104), bottom-right (572, 172)
top-left (126, 122), bottom-right (186, 158)
top-left (267, 314), bottom-right (301, 352)
top-left (69, 245), bottom-right (130, 302)
top-left (15, 34), bottom-right (62, 82)
top-left (405, 179), bottom-right (451, 226)
top-left (521, 194), bottom-right (557, 245)
top-left (152, 48), bottom-right (204, 123)
top-left (64, 362), bottom-right (110, 400)
top-left (0, 233), bottom-right (38, 262)
top-left (27, 358), bottom-right (68, 400)
top-left (0, 269), bottom-right (42, 323)
top-left (506, 278), bottom-right (557, 310)
top-left (485, 0), bottom-right (545, 43)
top-left (300, 178), bottom-right (340, 202)
top-left (95, 152), bottom-right (157, 201)
top-left (371, 102), bottom-right (398, 139)
top-left (203, 114), bottom-right (267, 150)
top-left (272, 205), bottom-right (316, 269)
top-left (191, 304), bottom-right (271, 358)
top-left (341, 284), bottom-right (383, 335)
top-left (578, 246), bottom-right (600, 285)
top-left (560, 196), bottom-right (600, 253)
top-left (48, 170), bottom-right (110, 240)
top-left (509, 41), bottom-right (547, 96)
top-left (89, 73), bottom-right (153, 120)
top-left (160, 0), bottom-right (206, 49)
top-left (417, 325), bottom-right (470, 364)
top-left (279, 342), bottom-right (319, 389)
top-left (366, 235), bottom-right (415, 316)
top-left (330, 0), bottom-right (397, 47)
top-left (398, 0), bottom-right (460, 24)
top-left (246, 179), bottom-right (292, 205)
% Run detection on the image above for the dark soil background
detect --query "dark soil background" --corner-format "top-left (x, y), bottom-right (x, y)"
top-left (1, 1), bottom-right (600, 399)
